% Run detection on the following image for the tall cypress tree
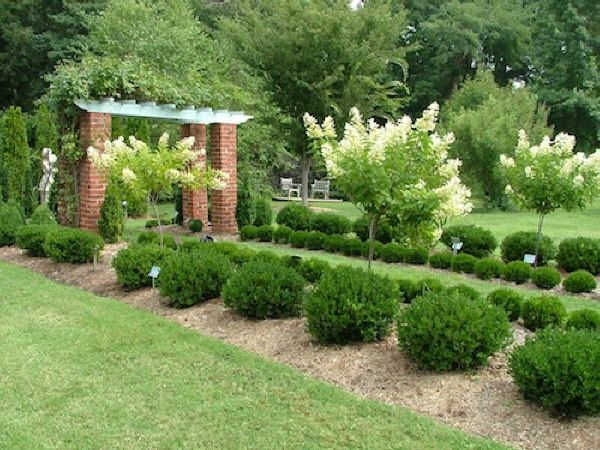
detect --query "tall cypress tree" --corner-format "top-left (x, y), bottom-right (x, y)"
top-left (0, 106), bottom-right (31, 205)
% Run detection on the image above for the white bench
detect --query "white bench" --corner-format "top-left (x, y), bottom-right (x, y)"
top-left (280, 177), bottom-right (301, 198)
top-left (311, 179), bottom-right (330, 199)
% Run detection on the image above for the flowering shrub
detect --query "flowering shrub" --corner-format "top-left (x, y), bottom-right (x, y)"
top-left (501, 131), bottom-right (600, 263)
top-left (305, 103), bottom-right (472, 265)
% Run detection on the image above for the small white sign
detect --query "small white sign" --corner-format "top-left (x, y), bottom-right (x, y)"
top-left (148, 266), bottom-right (161, 279)
top-left (523, 254), bottom-right (536, 265)
top-left (451, 242), bottom-right (464, 251)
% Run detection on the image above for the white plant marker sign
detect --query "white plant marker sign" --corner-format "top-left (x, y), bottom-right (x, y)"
top-left (451, 236), bottom-right (464, 255)
top-left (38, 148), bottom-right (57, 206)
top-left (148, 266), bottom-right (161, 289)
top-left (523, 254), bottom-right (536, 265)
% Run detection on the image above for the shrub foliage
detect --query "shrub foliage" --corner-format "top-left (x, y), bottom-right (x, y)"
top-left (521, 295), bottom-right (567, 331)
top-left (501, 231), bottom-right (556, 265)
top-left (557, 237), bottom-right (600, 275)
top-left (441, 224), bottom-right (497, 258)
top-left (112, 244), bottom-right (174, 290)
top-left (43, 228), bottom-right (104, 263)
top-left (563, 270), bottom-right (597, 293)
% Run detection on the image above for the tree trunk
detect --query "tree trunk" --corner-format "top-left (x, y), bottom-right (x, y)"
top-left (367, 216), bottom-right (377, 269)
top-left (151, 195), bottom-right (164, 247)
top-left (301, 152), bottom-right (311, 207)
top-left (534, 213), bottom-right (545, 267)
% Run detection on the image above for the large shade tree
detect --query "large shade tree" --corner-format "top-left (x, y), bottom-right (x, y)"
top-left (220, 0), bottom-right (409, 204)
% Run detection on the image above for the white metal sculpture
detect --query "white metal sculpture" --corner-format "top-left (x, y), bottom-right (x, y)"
top-left (38, 148), bottom-right (58, 206)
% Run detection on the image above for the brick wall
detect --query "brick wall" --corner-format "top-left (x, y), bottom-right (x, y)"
top-left (78, 112), bottom-right (111, 231)
top-left (181, 123), bottom-right (209, 228)
top-left (211, 123), bottom-right (238, 233)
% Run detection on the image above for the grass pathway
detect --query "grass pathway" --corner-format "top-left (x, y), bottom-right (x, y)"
top-left (0, 262), bottom-right (507, 450)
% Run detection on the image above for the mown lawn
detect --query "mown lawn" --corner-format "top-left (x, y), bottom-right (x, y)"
top-left (0, 262), bottom-right (508, 450)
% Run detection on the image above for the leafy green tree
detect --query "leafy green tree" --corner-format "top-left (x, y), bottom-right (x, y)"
top-left (0, 106), bottom-right (31, 204)
top-left (441, 71), bottom-right (551, 206)
top-left (220, 0), bottom-right (409, 204)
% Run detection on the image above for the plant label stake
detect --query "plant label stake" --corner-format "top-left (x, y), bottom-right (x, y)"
top-left (451, 237), bottom-right (463, 256)
top-left (148, 266), bottom-right (161, 290)
top-left (122, 200), bottom-right (128, 220)
top-left (523, 254), bottom-right (536, 265)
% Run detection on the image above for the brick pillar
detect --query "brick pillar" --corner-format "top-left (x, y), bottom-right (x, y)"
top-left (79, 112), bottom-right (111, 231)
top-left (181, 123), bottom-right (209, 228)
top-left (211, 123), bottom-right (238, 233)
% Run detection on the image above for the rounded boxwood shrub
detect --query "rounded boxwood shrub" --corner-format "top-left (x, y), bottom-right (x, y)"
top-left (440, 224), bottom-right (497, 258)
top-left (379, 243), bottom-right (407, 263)
top-left (29, 204), bottom-right (57, 225)
top-left (352, 216), bottom-right (396, 243)
top-left (15, 224), bottom-right (58, 256)
top-left (474, 258), bottom-right (504, 280)
top-left (137, 231), bottom-right (177, 250)
top-left (276, 204), bottom-right (313, 231)
top-left (160, 251), bottom-right (232, 307)
top-left (521, 295), bottom-right (567, 331)
top-left (309, 212), bottom-right (351, 235)
top-left (451, 253), bottom-right (478, 273)
top-left (566, 309), bottom-right (600, 331)
top-left (322, 234), bottom-right (346, 253)
top-left (256, 225), bottom-right (274, 242)
top-left (531, 266), bottom-right (561, 289)
top-left (502, 261), bottom-right (532, 284)
top-left (290, 230), bottom-right (310, 248)
top-left (487, 288), bottom-right (523, 322)
top-left (305, 231), bottom-right (327, 250)
top-left (0, 201), bottom-right (24, 246)
top-left (563, 270), bottom-right (597, 293)
top-left (43, 228), bottom-right (104, 263)
top-left (398, 278), bottom-right (419, 303)
top-left (240, 225), bottom-right (258, 241)
top-left (305, 266), bottom-right (397, 344)
top-left (189, 219), bottom-right (203, 233)
top-left (296, 258), bottom-right (331, 283)
top-left (340, 237), bottom-right (365, 257)
top-left (145, 219), bottom-right (159, 229)
top-left (252, 197), bottom-right (273, 227)
top-left (557, 237), bottom-right (600, 275)
top-left (222, 260), bottom-right (305, 319)
top-left (501, 231), bottom-right (556, 265)
top-left (447, 284), bottom-right (481, 300)
top-left (509, 328), bottom-right (600, 417)
top-left (415, 278), bottom-right (446, 298)
top-left (112, 244), bottom-right (174, 290)
top-left (429, 252), bottom-right (452, 269)
top-left (273, 225), bottom-right (293, 244)
top-left (398, 292), bottom-right (512, 371)
top-left (405, 246), bottom-right (429, 265)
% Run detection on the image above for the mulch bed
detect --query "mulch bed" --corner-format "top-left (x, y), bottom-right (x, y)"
top-left (1, 245), bottom-right (598, 450)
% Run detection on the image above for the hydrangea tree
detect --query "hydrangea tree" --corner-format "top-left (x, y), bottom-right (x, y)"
top-left (88, 133), bottom-right (228, 245)
top-left (304, 103), bottom-right (472, 267)
top-left (501, 131), bottom-right (600, 265)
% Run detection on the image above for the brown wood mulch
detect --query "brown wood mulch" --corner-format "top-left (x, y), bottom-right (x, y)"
top-left (1, 245), bottom-right (598, 450)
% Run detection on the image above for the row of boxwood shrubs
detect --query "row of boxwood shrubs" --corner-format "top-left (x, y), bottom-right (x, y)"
top-left (112, 237), bottom-right (599, 417)
top-left (241, 223), bottom-right (598, 294)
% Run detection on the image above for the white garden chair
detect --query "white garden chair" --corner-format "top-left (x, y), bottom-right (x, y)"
top-left (280, 177), bottom-right (301, 198)
top-left (310, 179), bottom-right (330, 199)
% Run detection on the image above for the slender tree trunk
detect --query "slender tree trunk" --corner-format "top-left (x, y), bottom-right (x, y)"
top-left (367, 215), bottom-right (377, 270)
top-left (151, 195), bottom-right (164, 247)
top-left (301, 152), bottom-right (311, 207)
top-left (534, 213), bottom-right (545, 267)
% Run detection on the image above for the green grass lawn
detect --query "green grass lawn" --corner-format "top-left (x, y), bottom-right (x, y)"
top-left (0, 262), bottom-right (508, 450)
top-left (242, 242), bottom-right (600, 314)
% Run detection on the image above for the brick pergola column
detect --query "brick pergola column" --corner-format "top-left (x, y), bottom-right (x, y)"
top-left (211, 123), bottom-right (238, 233)
top-left (181, 123), bottom-right (209, 228)
top-left (79, 111), bottom-right (111, 231)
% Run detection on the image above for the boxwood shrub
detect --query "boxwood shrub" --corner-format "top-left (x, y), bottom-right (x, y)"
top-left (112, 244), bottom-right (174, 290)
top-left (487, 288), bottom-right (524, 322)
top-left (563, 270), bottom-right (597, 293)
top-left (322, 234), bottom-right (346, 253)
top-left (352, 216), bottom-right (396, 243)
top-left (305, 231), bottom-right (327, 250)
top-left (309, 213), bottom-right (351, 235)
top-left (379, 243), bottom-right (407, 263)
top-left (531, 266), bottom-right (561, 290)
top-left (340, 237), bottom-right (365, 257)
top-left (440, 224), bottom-right (497, 258)
top-left (557, 237), bottom-right (600, 275)
top-left (405, 246), bottom-right (429, 265)
top-left (256, 225), bottom-right (274, 242)
top-left (296, 258), bottom-right (331, 283)
top-left (43, 228), bottom-right (104, 263)
top-left (474, 258), bottom-right (504, 280)
top-left (0, 201), bottom-right (24, 246)
top-left (509, 329), bottom-right (600, 417)
top-left (15, 224), bottom-right (58, 256)
top-left (290, 230), bottom-right (310, 248)
top-left (566, 309), bottom-right (600, 331)
top-left (429, 252), bottom-right (452, 269)
top-left (502, 261), bottom-right (532, 284)
top-left (276, 204), bottom-right (313, 231)
top-left (188, 219), bottom-right (203, 233)
top-left (398, 292), bottom-right (512, 371)
top-left (521, 295), bottom-right (567, 331)
top-left (159, 250), bottom-right (232, 307)
top-left (415, 278), bottom-right (446, 297)
top-left (252, 198), bottom-right (273, 227)
top-left (222, 260), bottom-right (306, 319)
top-left (398, 278), bottom-right (419, 303)
top-left (447, 284), bottom-right (481, 300)
top-left (273, 225), bottom-right (293, 244)
top-left (501, 231), bottom-right (556, 265)
top-left (305, 266), bottom-right (397, 344)
top-left (240, 225), bottom-right (258, 241)
top-left (451, 253), bottom-right (478, 273)
top-left (137, 231), bottom-right (177, 250)
top-left (29, 204), bottom-right (57, 225)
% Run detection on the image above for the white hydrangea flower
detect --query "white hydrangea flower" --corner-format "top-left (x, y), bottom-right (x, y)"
top-left (166, 169), bottom-right (181, 181)
top-left (505, 184), bottom-right (514, 195)
top-left (524, 166), bottom-right (534, 178)
top-left (122, 167), bottom-right (137, 184)
top-left (499, 154), bottom-right (515, 168)
top-left (573, 174), bottom-right (585, 187)
top-left (180, 136), bottom-right (195, 149)
top-left (159, 132), bottom-right (170, 147)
